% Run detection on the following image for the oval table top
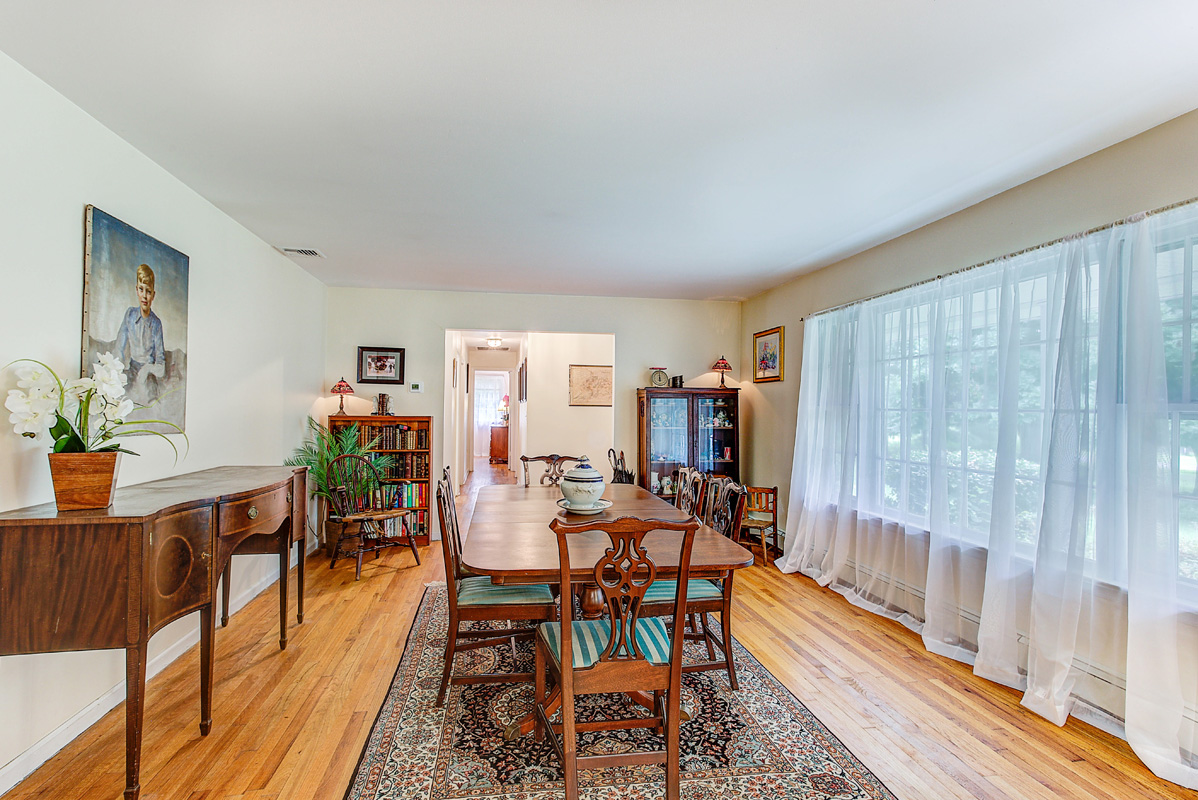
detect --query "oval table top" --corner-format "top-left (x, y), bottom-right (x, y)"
top-left (461, 483), bottom-right (754, 582)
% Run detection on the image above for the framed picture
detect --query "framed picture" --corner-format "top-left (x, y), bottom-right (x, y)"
top-left (452, 357), bottom-right (457, 388)
top-left (753, 326), bottom-right (784, 383)
top-left (569, 364), bottom-right (613, 407)
top-left (518, 358), bottom-right (528, 402)
top-left (357, 346), bottom-right (405, 384)
top-left (83, 206), bottom-right (190, 434)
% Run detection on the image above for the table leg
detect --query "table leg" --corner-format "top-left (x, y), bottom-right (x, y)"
top-left (199, 604), bottom-right (214, 735)
top-left (296, 536), bottom-right (305, 624)
top-left (580, 585), bottom-right (605, 620)
top-left (278, 529), bottom-right (290, 650)
top-left (220, 562), bottom-right (231, 627)
top-left (124, 642), bottom-right (147, 800)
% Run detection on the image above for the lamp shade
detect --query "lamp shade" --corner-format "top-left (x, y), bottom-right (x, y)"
top-left (331, 377), bottom-right (354, 415)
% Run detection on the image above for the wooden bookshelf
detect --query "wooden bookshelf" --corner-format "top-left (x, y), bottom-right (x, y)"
top-left (327, 415), bottom-right (433, 545)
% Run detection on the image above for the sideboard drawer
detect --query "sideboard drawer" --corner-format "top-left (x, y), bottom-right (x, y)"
top-left (218, 484), bottom-right (291, 540)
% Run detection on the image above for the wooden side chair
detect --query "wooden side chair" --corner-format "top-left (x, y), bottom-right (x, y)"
top-left (740, 485), bottom-right (779, 565)
top-left (434, 468), bottom-right (557, 707)
top-left (533, 514), bottom-right (701, 800)
top-left (521, 454), bottom-right (582, 486)
top-left (700, 474), bottom-right (730, 525)
top-left (673, 467), bottom-right (706, 516)
top-left (643, 477), bottom-right (747, 690)
top-left (326, 454), bottom-right (420, 580)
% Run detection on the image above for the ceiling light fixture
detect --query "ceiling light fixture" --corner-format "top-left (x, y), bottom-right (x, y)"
top-left (487, 337), bottom-right (502, 348)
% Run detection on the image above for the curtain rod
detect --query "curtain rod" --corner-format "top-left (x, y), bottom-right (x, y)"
top-left (799, 194), bottom-right (1198, 323)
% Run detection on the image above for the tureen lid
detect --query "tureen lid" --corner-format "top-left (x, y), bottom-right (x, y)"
top-left (563, 456), bottom-right (603, 482)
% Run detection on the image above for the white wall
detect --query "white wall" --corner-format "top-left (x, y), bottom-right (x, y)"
top-left (327, 288), bottom-right (741, 528)
top-left (0, 52), bottom-right (326, 789)
top-left (525, 333), bottom-right (615, 478)
top-left (741, 108), bottom-right (1198, 522)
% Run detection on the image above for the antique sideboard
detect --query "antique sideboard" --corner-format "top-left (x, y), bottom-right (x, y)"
top-left (0, 465), bottom-right (307, 800)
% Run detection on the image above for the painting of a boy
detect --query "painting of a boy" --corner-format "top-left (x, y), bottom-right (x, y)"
top-left (84, 206), bottom-right (189, 433)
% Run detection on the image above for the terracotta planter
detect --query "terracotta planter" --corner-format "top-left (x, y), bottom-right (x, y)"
top-left (47, 452), bottom-right (121, 510)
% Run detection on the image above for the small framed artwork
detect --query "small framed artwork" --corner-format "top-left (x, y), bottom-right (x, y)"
top-left (452, 357), bottom-right (457, 388)
top-left (753, 326), bottom-right (784, 383)
top-left (518, 358), bottom-right (528, 402)
top-left (357, 346), bottom-right (405, 384)
top-left (569, 364), bottom-right (613, 406)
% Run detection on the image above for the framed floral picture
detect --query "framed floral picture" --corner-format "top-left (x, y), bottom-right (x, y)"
top-left (357, 346), bottom-right (405, 384)
top-left (753, 326), bottom-right (784, 383)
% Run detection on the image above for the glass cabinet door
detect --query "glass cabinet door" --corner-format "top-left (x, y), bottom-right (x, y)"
top-left (646, 395), bottom-right (689, 497)
top-left (695, 396), bottom-right (737, 478)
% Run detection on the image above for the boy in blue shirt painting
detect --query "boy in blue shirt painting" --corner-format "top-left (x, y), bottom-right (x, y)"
top-left (115, 263), bottom-right (166, 405)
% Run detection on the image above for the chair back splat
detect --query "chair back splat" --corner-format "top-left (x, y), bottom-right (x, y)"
top-left (520, 454), bottom-right (582, 487)
top-left (707, 478), bottom-right (747, 539)
top-left (673, 467), bottom-right (706, 517)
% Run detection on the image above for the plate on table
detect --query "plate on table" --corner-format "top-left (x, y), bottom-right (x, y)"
top-left (556, 498), bottom-right (613, 515)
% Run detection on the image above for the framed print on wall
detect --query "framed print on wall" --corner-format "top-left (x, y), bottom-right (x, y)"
top-left (83, 205), bottom-right (190, 434)
top-left (753, 326), bottom-right (784, 383)
top-left (357, 346), bottom-right (405, 384)
top-left (569, 364), bottom-right (613, 406)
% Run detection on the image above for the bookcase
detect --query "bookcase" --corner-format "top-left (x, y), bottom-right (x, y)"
top-left (326, 415), bottom-right (433, 545)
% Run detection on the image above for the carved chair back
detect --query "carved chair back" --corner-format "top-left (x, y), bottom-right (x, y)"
top-left (549, 515), bottom-right (699, 669)
top-left (435, 467), bottom-right (466, 581)
top-left (673, 467), bottom-right (706, 516)
top-left (326, 454), bottom-right (383, 520)
top-left (707, 478), bottom-right (748, 540)
top-left (520, 454), bottom-right (582, 487)
top-left (701, 474), bottom-right (729, 524)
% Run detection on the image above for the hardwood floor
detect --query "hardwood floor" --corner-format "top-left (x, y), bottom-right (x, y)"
top-left (5, 457), bottom-right (1189, 799)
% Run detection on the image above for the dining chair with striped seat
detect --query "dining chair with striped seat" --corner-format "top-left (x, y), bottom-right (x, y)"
top-left (434, 468), bottom-right (558, 707)
top-left (532, 514), bottom-right (700, 800)
top-left (643, 477), bottom-right (747, 689)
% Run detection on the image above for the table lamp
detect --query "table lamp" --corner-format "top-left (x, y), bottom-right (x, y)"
top-left (331, 377), bottom-right (354, 416)
top-left (711, 356), bottom-right (732, 388)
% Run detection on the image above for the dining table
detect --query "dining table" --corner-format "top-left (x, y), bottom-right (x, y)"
top-left (460, 482), bottom-right (754, 738)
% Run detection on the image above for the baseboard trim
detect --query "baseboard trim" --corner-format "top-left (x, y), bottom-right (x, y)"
top-left (0, 551), bottom-right (301, 796)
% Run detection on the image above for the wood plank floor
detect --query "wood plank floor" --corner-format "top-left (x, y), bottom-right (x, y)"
top-left (5, 457), bottom-right (1190, 799)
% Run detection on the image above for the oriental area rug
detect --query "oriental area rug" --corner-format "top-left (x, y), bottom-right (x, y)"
top-left (345, 585), bottom-right (895, 800)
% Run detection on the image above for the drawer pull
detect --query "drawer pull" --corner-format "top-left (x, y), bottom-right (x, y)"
top-left (247, 506), bottom-right (259, 520)
top-left (287, 491), bottom-right (293, 504)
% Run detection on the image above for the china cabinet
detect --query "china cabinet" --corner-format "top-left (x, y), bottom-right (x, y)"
top-left (636, 387), bottom-right (739, 499)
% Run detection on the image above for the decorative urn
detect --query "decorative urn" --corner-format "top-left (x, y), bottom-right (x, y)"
top-left (559, 456), bottom-right (606, 508)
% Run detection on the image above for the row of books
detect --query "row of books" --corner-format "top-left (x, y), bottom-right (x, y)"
top-left (369, 453), bottom-right (430, 480)
top-left (381, 481), bottom-right (428, 510)
top-left (381, 511), bottom-right (429, 538)
top-left (359, 424), bottom-right (428, 451)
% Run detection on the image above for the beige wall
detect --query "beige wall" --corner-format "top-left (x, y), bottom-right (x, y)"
top-left (326, 288), bottom-right (741, 530)
top-left (0, 52), bottom-right (326, 789)
top-left (741, 108), bottom-right (1198, 520)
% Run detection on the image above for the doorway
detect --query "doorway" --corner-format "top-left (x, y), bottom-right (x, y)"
top-left (473, 370), bottom-right (510, 465)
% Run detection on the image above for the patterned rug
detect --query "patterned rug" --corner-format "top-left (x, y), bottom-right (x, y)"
top-left (345, 585), bottom-right (896, 800)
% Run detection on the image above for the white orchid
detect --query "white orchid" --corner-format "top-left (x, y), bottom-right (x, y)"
top-left (3, 354), bottom-right (185, 460)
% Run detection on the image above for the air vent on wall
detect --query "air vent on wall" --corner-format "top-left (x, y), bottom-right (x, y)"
top-left (279, 247), bottom-right (326, 258)
top-left (474, 346), bottom-right (511, 351)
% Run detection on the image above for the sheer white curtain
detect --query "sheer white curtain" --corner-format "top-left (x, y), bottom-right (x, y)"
top-left (779, 203), bottom-right (1198, 787)
top-left (472, 372), bottom-right (508, 458)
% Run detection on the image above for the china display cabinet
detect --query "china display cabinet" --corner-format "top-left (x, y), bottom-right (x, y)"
top-left (636, 387), bottom-right (740, 499)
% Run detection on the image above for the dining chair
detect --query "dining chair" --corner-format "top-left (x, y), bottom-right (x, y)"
top-left (533, 514), bottom-right (700, 800)
top-left (434, 469), bottom-right (558, 707)
top-left (326, 454), bottom-right (420, 580)
top-left (643, 477), bottom-right (747, 690)
top-left (673, 467), bottom-right (706, 516)
top-left (740, 485), bottom-right (779, 565)
top-left (700, 473), bottom-right (730, 525)
top-left (520, 454), bottom-right (582, 486)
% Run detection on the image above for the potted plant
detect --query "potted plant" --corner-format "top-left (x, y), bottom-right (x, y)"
top-left (285, 416), bottom-right (394, 553)
top-left (4, 354), bottom-right (186, 509)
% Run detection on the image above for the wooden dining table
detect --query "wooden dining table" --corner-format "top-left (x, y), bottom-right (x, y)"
top-left (461, 482), bottom-right (754, 739)
top-left (462, 483), bottom-right (754, 616)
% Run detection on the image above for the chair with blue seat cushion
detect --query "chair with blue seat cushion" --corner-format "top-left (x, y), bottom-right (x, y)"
top-left (434, 468), bottom-right (557, 707)
top-left (532, 514), bottom-right (700, 800)
top-left (643, 477), bottom-right (747, 690)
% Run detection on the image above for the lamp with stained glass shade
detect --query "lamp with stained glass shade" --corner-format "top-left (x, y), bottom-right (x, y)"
top-left (711, 356), bottom-right (732, 388)
top-left (331, 377), bottom-right (354, 416)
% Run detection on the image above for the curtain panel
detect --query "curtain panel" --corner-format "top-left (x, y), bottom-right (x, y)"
top-left (779, 203), bottom-right (1198, 787)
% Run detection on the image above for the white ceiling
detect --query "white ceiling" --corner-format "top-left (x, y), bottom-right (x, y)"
top-left (3, 2), bottom-right (1198, 300)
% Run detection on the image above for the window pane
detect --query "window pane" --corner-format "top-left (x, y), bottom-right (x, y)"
top-left (908, 464), bottom-right (929, 517)
top-left (1158, 244), bottom-right (1185, 323)
top-left (884, 460), bottom-right (903, 512)
top-left (967, 471), bottom-right (995, 532)
top-left (1178, 498), bottom-right (1198, 583)
top-left (1014, 478), bottom-right (1041, 547)
top-left (1163, 323), bottom-right (1184, 403)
